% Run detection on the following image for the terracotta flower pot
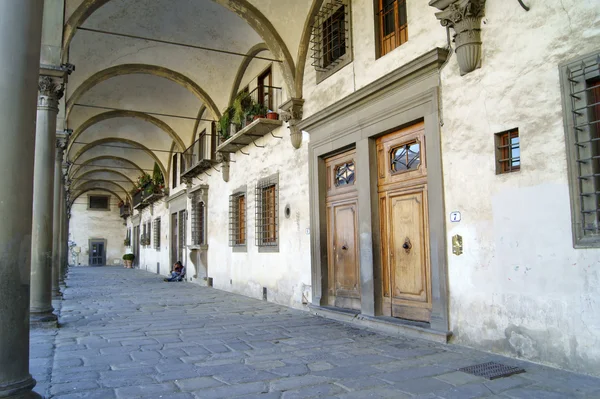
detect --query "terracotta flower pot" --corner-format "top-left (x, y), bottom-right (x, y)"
top-left (267, 112), bottom-right (279, 120)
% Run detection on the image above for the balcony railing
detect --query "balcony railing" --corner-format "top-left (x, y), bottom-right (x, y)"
top-left (132, 183), bottom-right (166, 210)
top-left (119, 203), bottom-right (131, 218)
top-left (217, 85), bottom-right (283, 154)
top-left (181, 129), bottom-right (217, 178)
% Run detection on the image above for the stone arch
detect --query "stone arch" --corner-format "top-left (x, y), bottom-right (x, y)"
top-left (228, 43), bottom-right (270, 106)
top-left (67, 110), bottom-right (186, 158)
top-left (72, 169), bottom-right (135, 188)
top-left (62, 0), bottom-right (297, 97)
top-left (72, 179), bottom-right (131, 201)
top-left (295, 0), bottom-right (325, 98)
top-left (70, 137), bottom-right (168, 185)
top-left (191, 105), bottom-right (207, 147)
top-left (66, 64), bottom-right (221, 120)
top-left (69, 188), bottom-right (124, 207)
top-left (69, 155), bottom-right (145, 180)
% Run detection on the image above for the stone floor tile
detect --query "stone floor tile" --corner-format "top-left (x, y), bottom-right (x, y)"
top-left (114, 382), bottom-right (177, 398)
top-left (435, 371), bottom-right (485, 386)
top-left (175, 376), bottom-right (225, 390)
top-left (191, 381), bottom-right (269, 399)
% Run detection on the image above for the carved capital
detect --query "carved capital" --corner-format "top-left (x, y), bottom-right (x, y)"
top-left (434, 0), bottom-right (485, 27)
top-left (38, 75), bottom-right (64, 109)
top-left (279, 98), bottom-right (305, 149)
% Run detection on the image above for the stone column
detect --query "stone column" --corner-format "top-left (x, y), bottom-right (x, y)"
top-left (0, 2), bottom-right (44, 398)
top-left (51, 132), bottom-right (68, 297)
top-left (29, 74), bottom-right (64, 326)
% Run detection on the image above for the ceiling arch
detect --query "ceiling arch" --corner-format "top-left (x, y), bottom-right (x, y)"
top-left (66, 64), bottom-right (221, 120)
top-left (229, 43), bottom-right (270, 106)
top-left (69, 137), bottom-right (168, 184)
top-left (67, 110), bottom-right (186, 157)
top-left (69, 188), bottom-right (124, 207)
top-left (72, 179), bottom-right (131, 200)
top-left (72, 169), bottom-right (135, 188)
top-left (69, 155), bottom-right (145, 180)
top-left (191, 105), bottom-right (208, 147)
top-left (62, 0), bottom-right (297, 97)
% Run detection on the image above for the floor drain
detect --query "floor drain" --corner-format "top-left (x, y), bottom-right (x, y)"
top-left (459, 361), bottom-right (525, 380)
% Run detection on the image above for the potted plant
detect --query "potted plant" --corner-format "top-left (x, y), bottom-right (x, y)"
top-left (267, 110), bottom-right (279, 120)
top-left (123, 253), bottom-right (135, 268)
top-left (232, 92), bottom-right (253, 127)
top-left (123, 237), bottom-right (131, 246)
top-left (249, 102), bottom-right (268, 120)
top-left (218, 107), bottom-right (234, 141)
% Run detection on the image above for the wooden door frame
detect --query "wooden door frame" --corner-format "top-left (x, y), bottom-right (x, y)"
top-left (299, 49), bottom-right (451, 336)
top-left (88, 238), bottom-right (106, 266)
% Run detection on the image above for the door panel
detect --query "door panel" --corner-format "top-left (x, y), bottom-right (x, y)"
top-left (89, 241), bottom-right (105, 265)
top-left (325, 149), bottom-right (360, 310)
top-left (377, 122), bottom-right (432, 322)
top-left (328, 200), bottom-right (360, 302)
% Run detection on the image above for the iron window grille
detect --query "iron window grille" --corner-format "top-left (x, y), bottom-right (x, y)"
top-left (153, 218), bottom-right (161, 250)
top-left (191, 193), bottom-right (206, 246)
top-left (229, 191), bottom-right (246, 246)
top-left (172, 153), bottom-right (178, 189)
top-left (495, 129), bottom-right (520, 174)
top-left (255, 175), bottom-right (279, 247)
top-left (311, 0), bottom-right (350, 74)
top-left (377, 0), bottom-right (408, 57)
top-left (561, 51), bottom-right (600, 245)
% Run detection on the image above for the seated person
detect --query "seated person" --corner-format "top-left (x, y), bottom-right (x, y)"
top-left (164, 261), bottom-right (186, 282)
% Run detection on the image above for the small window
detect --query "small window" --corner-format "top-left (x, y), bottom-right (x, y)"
top-left (495, 129), bottom-right (520, 174)
top-left (376, 0), bottom-right (408, 57)
top-left (89, 195), bottom-right (110, 210)
top-left (256, 174), bottom-right (279, 249)
top-left (311, 0), bottom-right (352, 83)
top-left (334, 162), bottom-right (355, 186)
top-left (153, 218), bottom-right (161, 250)
top-left (229, 192), bottom-right (246, 247)
top-left (391, 141), bottom-right (421, 173)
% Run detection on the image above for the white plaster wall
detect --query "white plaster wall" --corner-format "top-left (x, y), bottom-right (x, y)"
top-left (69, 191), bottom-right (126, 266)
top-left (440, 0), bottom-right (600, 375)
top-left (302, 0), bottom-right (447, 117)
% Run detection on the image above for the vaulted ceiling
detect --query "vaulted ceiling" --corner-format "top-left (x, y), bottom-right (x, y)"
top-left (64, 0), bottom-right (320, 203)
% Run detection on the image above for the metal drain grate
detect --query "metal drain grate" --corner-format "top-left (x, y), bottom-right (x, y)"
top-left (459, 362), bottom-right (525, 380)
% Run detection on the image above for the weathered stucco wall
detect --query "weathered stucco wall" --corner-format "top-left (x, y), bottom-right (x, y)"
top-left (440, 0), bottom-right (600, 375)
top-left (302, 0), bottom-right (447, 118)
top-left (69, 191), bottom-right (125, 266)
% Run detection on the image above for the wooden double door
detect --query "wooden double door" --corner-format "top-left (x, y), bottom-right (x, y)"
top-left (377, 122), bottom-right (432, 322)
top-left (325, 150), bottom-right (360, 310)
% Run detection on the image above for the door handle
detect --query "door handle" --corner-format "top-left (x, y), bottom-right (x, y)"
top-left (341, 245), bottom-right (348, 250)
top-left (403, 237), bottom-right (412, 254)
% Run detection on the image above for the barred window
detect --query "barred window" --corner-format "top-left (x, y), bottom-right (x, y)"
top-left (153, 218), bottom-right (161, 250)
top-left (89, 195), bottom-right (110, 210)
top-left (311, 0), bottom-right (352, 83)
top-left (495, 129), bottom-right (520, 174)
top-left (191, 193), bottom-right (206, 246)
top-left (229, 191), bottom-right (246, 247)
top-left (377, 0), bottom-right (408, 57)
top-left (255, 175), bottom-right (279, 248)
top-left (560, 50), bottom-right (600, 247)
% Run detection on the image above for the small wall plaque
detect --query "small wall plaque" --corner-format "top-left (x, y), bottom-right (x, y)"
top-left (450, 211), bottom-right (461, 222)
top-left (452, 234), bottom-right (463, 256)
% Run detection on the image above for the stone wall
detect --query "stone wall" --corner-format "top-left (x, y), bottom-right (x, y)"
top-left (439, 0), bottom-right (600, 375)
top-left (69, 190), bottom-right (125, 266)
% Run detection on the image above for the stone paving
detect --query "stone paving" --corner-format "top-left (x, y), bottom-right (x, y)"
top-left (29, 266), bottom-right (600, 399)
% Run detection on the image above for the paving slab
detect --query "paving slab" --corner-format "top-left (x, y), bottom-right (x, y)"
top-left (27, 266), bottom-right (600, 398)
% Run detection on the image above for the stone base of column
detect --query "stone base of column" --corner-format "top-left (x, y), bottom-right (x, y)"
top-left (0, 375), bottom-right (41, 399)
top-left (29, 311), bottom-right (57, 328)
top-left (51, 288), bottom-right (63, 298)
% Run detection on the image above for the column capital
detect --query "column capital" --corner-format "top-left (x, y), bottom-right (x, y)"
top-left (279, 98), bottom-right (305, 149)
top-left (432, 0), bottom-right (485, 27)
top-left (38, 75), bottom-right (64, 110)
top-left (56, 129), bottom-right (72, 155)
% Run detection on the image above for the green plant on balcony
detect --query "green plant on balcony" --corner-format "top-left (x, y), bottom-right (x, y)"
top-left (218, 106), bottom-right (235, 140)
top-left (152, 162), bottom-right (164, 190)
top-left (232, 92), bottom-right (253, 126)
top-left (248, 102), bottom-right (268, 120)
top-left (124, 237), bottom-right (131, 246)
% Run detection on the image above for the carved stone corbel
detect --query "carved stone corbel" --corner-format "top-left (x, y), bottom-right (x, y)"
top-left (217, 152), bottom-right (230, 182)
top-left (279, 98), bottom-right (305, 149)
top-left (431, 0), bottom-right (486, 75)
top-left (182, 177), bottom-right (195, 199)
